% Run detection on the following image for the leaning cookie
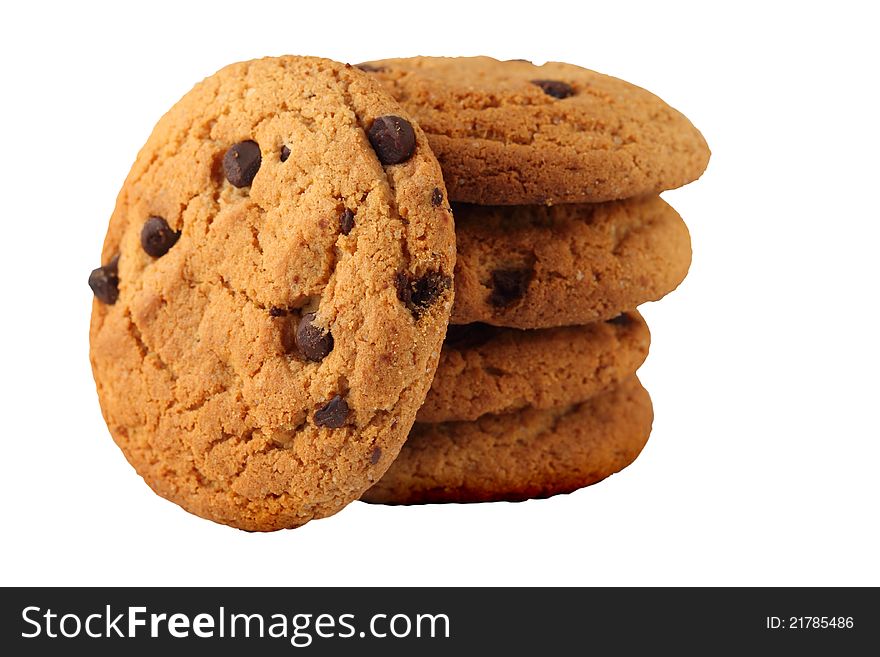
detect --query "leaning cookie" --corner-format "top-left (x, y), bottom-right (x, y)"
top-left (418, 311), bottom-right (649, 423)
top-left (89, 56), bottom-right (455, 531)
top-left (363, 376), bottom-right (653, 505)
top-left (450, 196), bottom-right (690, 328)
top-left (359, 56), bottom-right (709, 205)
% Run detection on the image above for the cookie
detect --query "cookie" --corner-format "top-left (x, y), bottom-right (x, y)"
top-left (449, 196), bottom-right (690, 328)
top-left (88, 56), bottom-right (456, 531)
top-left (359, 57), bottom-right (709, 205)
top-left (418, 311), bottom-right (649, 423)
top-left (363, 376), bottom-right (652, 504)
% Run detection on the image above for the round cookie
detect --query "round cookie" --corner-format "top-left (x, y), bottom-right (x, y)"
top-left (358, 57), bottom-right (709, 205)
top-left (88, 56), bottom-right (456, 531)
top-left (418, 311), bottom-right (649, 423)
top-left (450, 196), bottom-right (690, 328)
top-left (363, 376), bottom-right (652, 505)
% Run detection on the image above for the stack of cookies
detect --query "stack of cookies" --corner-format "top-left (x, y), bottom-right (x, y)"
top-left (358, 57), bottom-right (709, 504)
top-left (88, 55), bottom-right (707, 531)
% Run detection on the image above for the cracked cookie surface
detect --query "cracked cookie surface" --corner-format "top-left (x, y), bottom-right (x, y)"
top-left (419, 311), bottom-right (649, 423)
top-left (360, 56), bottom-right (710, 205)
top-left (450, 196), bottom-right (691, 328)
top-left (363, 376), bottom-right (652, 505)
top-left (89, 56), bottom-right (456, 531)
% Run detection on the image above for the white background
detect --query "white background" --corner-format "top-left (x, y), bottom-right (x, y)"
top-left (2, 0), bottom-right (878, 586)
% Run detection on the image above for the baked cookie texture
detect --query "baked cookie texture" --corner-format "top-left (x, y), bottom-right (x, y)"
top-left (363, 376), bottom-right (653, 505)
top-left (450, 196), bottom-right (691, 328)
top-left (360, 57), bottom-right (710, 205)
top-left (418, 311), bottom-right (649, 423)
top-left (89, 56), bottom-right (456, 531)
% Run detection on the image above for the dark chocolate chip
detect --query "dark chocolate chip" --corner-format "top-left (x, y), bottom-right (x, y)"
top-left (396, 271), bottom-right (452, 319)
top-left (368, 116), bottom-right (416, 165)
top-left (489, 268), bottom-right (534, 307)
top-left (530, 79), bottom-right (575, 99)
top-left (431, 187), bottom-right (444, 207)
top-left (444, 323), bottom-right (498, 350)
top-left (356, 63), bottom-right (387, 73)
top-left (339, 208), bottom-right (355, 235)
top-left (296, 312), bottom-right (334, 362)
top-left (607, 313), bottom-right (632, 326)
top-left (269, 306), bottom-right (288, 317)
top-left (140, 216), bottom-right (180, 258)
top-left (223, 140), bottom-right (262, 187)
top-left (370, 447), bottom-right (382, 465)
top-left (314, 395), bottom-right (349, 428)
top-left (507, 58), bottom-right (532, 63)
top-left (88, 255), bottom-right (120, 305)
top-left (280, 145), bottom-right (291, 162)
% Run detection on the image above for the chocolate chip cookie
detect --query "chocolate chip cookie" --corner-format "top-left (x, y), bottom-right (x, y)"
top-left (450, 196), bottom-right (690, 328)
top-left (359, 57), bottom-right (710, 205)
top-left (363, 376), bottom-right (653, 505)
top-left (418, 311), bottom-right (649, 423)
top-left (89, 56), bottom-right (455, 531)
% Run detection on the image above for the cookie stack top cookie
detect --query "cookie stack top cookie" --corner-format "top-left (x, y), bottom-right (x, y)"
top-left (89, 56), bottom-right (456, 530)
top-left (358, 57), bottom-right (709, 205)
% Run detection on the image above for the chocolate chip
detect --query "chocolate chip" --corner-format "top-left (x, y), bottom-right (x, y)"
top-left (444, 323), bottom-right (498, 350)
top-left (223, 140), bottom-right (262, 187)
top-left (368, 116), bottom-right (416, 165)
top-left (370, 447), bottom-right (382, 465)
top-left (531, 79), bottom-right (575, 99)
top-left (431, 187), bottom-right (443, 207)
top-left (607, 313), bottom-right (632, 326)
top-left (356, 63), bottom-right (387, 73)
top-left (396, 271), bottom-right (451, 319)
top-left (314, 395), bottom-right (349, 428)
top-left (269, 306), bottom-right (288, 317)
top-left (140, 216), bottom-right (180, 258)
top-left (88, 255), bottom-right (120, 305)
top-left (339, 208), bottom-right (355, 235)
top-left (280, 145), bottom-right (291, 162)
top-left (489, 268), bottom-right (534, 307)
top-left (507, 58), bottom-right (532, 63)
top-left (296, 312), bottom-right (334, 362)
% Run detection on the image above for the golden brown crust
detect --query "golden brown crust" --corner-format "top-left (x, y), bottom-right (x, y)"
top-left (363, 376), bottom-right (653, 505)
top-left (418, 312), bottom-right (649, 422)
top-left (362, 57), bottom-right (710, 205)
top-left (450, 196), bottom-right (691, 328)
top-left (89, 56), bottom-right (456, 531)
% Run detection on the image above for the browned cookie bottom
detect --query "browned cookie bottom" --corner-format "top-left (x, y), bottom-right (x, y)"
top-left (363, 376), bottom-right (652, 505)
